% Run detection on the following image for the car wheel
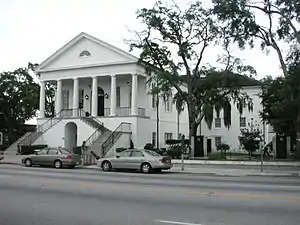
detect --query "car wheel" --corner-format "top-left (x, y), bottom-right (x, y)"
top-left (24, 158), bottom-right (32, 167)
top-left (141, 163), bottom-right (152, 173)
top-left (54, 160), bottom-right (62, 169)
top-left (101, 161), bottom-right (112, 172)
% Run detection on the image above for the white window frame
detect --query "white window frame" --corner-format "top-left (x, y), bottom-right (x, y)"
top-left (215, 136), bottom-right (222, 148)
top-left (240, 117), bottom-right (246, 127)
top-left (62, 90), bottom-right (69, 109)
top-left (215, 117), bottom-right (221, 128)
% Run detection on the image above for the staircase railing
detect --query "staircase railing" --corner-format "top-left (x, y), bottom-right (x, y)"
top-left (85, 127), bottom-right (103, 147)
top-left (101, 122), bottom-right (132, 156)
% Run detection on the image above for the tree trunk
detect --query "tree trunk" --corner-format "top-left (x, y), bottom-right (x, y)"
top-left (271, 41), bottom-right (288, 77)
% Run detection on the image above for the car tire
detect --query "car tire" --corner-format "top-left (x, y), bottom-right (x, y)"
top-left (54, 160), bottom-right (62, 169)
top-left (101, 161), bottom-right (112, 172)
top-left (141, 163), bottom-right (152, 173)
top-left (24, 158), bottom-right (32, 167)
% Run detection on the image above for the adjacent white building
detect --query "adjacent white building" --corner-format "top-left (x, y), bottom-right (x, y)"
top-left (5, 32), bottom-right (270, 157)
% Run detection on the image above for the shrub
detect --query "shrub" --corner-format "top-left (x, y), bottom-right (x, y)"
top-left (239, 127), bottom-right (262, 157)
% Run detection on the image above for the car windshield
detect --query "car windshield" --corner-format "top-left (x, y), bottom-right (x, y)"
top-left (144, 150), bottom-right (161, 156)
top-left (59, 148), bottom-right (70, 154)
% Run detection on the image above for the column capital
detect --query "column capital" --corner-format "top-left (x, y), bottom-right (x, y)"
top-left (110, 74), bottom-right (116, 77)
top-left (132, 73), bottom-right (138, 77)
top-left (73, 77), bottom-right (78, 80)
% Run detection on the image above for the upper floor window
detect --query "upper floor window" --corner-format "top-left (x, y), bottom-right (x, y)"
top-left (165, 95), bottom-right (172, 112)
top-left (79, 89), bottom-right (84, 109)
top-left (62, 90), bottom-right (69, 109)
top-left (79, 50), bottom-right (91, 57)
top-left (116, 87), bottom-right (121, 107)
top-left (240, 117), bottom-right (246, 127)
top-left (215, 118), bottom-right (221, 128)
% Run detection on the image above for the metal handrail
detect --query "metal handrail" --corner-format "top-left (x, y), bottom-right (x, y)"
top-left (85, 127), bottom-right (102, 147)
top-left (101, 122), bottom-right (131, 154)
top-left (18, 109), bottom-right (66, 146)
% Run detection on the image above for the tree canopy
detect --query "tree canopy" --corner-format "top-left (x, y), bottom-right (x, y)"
top-left (129, 0), bottom-right (253, 145)
top-left (212, 0), bottom-right (300, 77)
top-left (0, 65), bottom-right (40, 141)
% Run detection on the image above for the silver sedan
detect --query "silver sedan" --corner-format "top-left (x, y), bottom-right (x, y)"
top-left (97, 149), bottom-right (172, 173)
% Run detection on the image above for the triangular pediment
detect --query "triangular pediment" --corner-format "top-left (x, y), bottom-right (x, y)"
top-left (36, 32), bottom-right (138, 72)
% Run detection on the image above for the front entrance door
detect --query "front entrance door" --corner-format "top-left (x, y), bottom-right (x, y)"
top-left (98, 87), bottom-right (104, 116)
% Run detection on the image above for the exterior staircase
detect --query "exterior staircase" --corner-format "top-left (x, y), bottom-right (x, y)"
top-left (83, 122), bottom-right (132, 164)
top-left (4, 132), bottom-right (32, 155)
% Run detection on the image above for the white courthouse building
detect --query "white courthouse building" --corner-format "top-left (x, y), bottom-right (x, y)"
top-left (5, 32), bottom-right (269, 157)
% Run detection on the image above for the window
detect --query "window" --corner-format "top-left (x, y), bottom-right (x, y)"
top-left (37, 149), bottom-right (48, 155)
top-left (131, 151), bottom-right (144, 157)
top-left (79, 89), bottom-right (84, 109)
top-left (79, 50), bottom-right (91, 57)
top-left (152, 132), bottom-right (156, 146)
top-left (215, 118), bottom-right (221, 128)
top-left (116, 87), bottom-right (121, 107)
top-left (48, 149), bottom-right (58, 155)
top-left (145, 150), bottom-right (161, 156)
top-left (165, 95), bottom-right (172, 112)
top-left (215, 136), bottom-right (222, 148)
top-left (59, 148), bottom-right (70, 154)
top-left (164, 133), bottom-right (173, 143)
top-left (119, 150), bottom-right (131, 157)
top-left (62, 90), bottom-right (69, 109)
top-left (240, 117), bottom-right (246, 127)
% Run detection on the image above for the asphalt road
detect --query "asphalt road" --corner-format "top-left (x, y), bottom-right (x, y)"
top-left (0, 164), bottom-right (300, 225)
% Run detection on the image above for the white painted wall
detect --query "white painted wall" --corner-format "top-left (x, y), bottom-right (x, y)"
top-left (35, 118), bottom-right (96, 148)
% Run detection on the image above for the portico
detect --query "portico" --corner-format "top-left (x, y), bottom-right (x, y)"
top-left (38, 73), bottom-right (145, 118)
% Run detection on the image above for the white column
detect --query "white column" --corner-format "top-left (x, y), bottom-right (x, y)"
top-left (110, 74), bottom-right (116, 116)
top-left (56, 79), bottom-right (62, 116)
top-left (54, 88), bottom-right (58, 114)
top-left (73, 78), bottom-right (79, 116)
top-left (131, 74), bottom-right (138, 115)
top-left (91, 77), bottom-right (98, 117)
top-left (39, 81), bottom-right (45, 118)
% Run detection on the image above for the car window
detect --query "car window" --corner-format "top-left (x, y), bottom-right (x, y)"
top-left (131, 151), bottom-right (144, 157)
top-left (48, 149), bottom-right (58, 155)
top-left (144, 150), bottom-right (161, 156)
top-left (59, 148), bottom-right (70, 154)
top-left (37, 149), bottom-right (48, 155)
top-left (118, 151), bottom-right (131, 157)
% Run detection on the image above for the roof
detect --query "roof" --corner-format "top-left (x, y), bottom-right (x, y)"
top-left (36, 32), bottom-right (139, 72)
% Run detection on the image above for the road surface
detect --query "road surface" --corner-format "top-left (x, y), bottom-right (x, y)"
top-left (0, 164), bottom-right (299, 225)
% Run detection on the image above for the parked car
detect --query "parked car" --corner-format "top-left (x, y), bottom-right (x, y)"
top-left (97, 149), bottom-right (172, 173)
top-left (21, 147), bottom-right (81, 169)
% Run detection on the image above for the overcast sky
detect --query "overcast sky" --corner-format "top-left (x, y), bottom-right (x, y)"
top-left (0, 0), bottom-right (289, 79)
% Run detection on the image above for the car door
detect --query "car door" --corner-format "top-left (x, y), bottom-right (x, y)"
top-left (46, 148), bottom-right (59, 165)
top-left (129, 150), bottom-right (145, 169)
top-left (112, 150), bottom-right (132, 169)
top-left (32, 149), bottom-right (49, 165)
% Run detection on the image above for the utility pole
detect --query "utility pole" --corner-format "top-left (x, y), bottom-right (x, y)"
top-left (156, 77), bottom-right (159, 149)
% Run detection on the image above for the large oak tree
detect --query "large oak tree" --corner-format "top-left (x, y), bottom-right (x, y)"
top-left (129, 1), bottom-right (253, 153)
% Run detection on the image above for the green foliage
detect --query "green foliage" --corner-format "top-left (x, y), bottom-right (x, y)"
top-left (211, 0), bottom-right (300, 76)
top-left (216, 143), bottom-right (230, 152)
top-left (238, 125), bottom-right (262, 156)
top-left (0, 65), bottom-right (40, 142)
top-left (129, 0), bottom-right (253, 139)
top-left (28, 63), bottom-right (55, 117)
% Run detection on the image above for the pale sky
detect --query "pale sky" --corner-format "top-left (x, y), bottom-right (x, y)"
top-left (0, 0), bottom-right (290, 79)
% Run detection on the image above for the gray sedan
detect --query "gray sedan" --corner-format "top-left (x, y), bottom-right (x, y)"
top-left (21, 147), bottom-right (82, 169)
top-left (97, 149), bottom-right (172, 173)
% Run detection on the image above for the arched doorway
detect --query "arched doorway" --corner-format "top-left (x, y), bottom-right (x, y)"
top-left (98, 87), bottom-right (105, 116)
top-left (64, 122), bottom-right (78, 152)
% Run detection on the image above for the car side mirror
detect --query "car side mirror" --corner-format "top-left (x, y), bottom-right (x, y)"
top-left (116, 155), bottom-right (120, 158)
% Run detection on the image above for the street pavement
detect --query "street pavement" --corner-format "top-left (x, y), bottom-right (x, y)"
top-left (1, 164), bottom-right (300, 225)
